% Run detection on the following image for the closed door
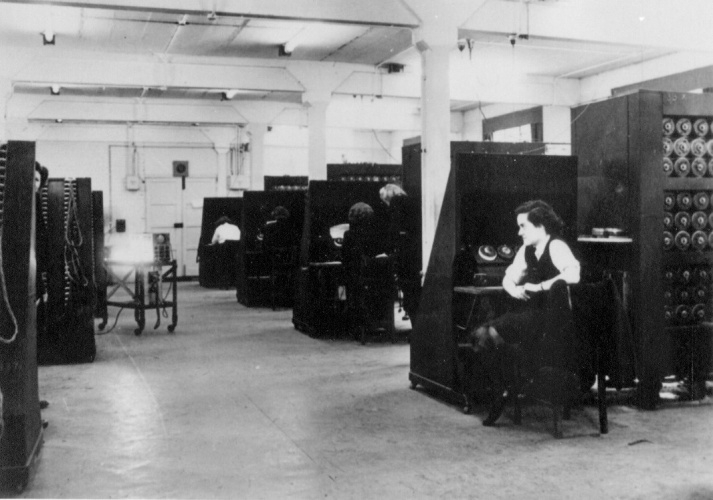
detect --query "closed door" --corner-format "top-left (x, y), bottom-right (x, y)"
top-left (145, 177), bottom-right (216, 276)
top-left (182, 178), bottom-right (216, 276)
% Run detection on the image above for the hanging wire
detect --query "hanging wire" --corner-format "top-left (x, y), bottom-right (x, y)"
top-left (0, 146), bottom-right (18, 344)
top-left (371, 130), bottom-right (397, 161)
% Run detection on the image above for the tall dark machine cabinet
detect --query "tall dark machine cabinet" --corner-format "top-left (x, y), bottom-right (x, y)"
top-left (39, 177), bottom-right (96, 365)
top-left (402, 141), bottom-right (551, 273)
top-left (407, 150), bottom-right (578, 408)
top-left (92, 191), bottom-right (107, 320)
top-left (573, 90), bottom-right (713, 409)
top-left (0, 141), bottom-right (43, 491)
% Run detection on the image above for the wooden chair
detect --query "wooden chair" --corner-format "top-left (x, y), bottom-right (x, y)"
top-left (267, 245), bottom-right (297, 310)
top-left (352, 254), bottom-right (396, 345)
top-left (479, 279), bottom-right (624, 438)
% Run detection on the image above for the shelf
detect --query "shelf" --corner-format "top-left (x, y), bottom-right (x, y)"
top-left (578, 236), bottom-right (633, 244)
top-left (453, 285), bottom-right (505, 296)
top-left (662, 251), bottom-right (713, 266)
top-left (663, 178), bottom-right (713, 191)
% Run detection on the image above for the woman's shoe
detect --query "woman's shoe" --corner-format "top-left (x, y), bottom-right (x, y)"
top-left (482, 389), bottom-right (509, 426)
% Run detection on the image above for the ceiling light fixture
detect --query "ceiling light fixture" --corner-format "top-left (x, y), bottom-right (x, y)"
top-left (279, 42), bottom-right (294, 57)
top-left (41, 31), bottom-right (55, 45)
top-left (221, 89), bottom-right (240, 101)
top-left (50, 84), bottom-right (60, 95)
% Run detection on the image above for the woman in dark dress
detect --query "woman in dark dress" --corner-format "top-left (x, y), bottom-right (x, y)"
top-left (472, 200), bottom-right (581, 425)
top-left (379, 184), bottom-right (421, 324)
top-left (341, 202), bottom-right (388, 336)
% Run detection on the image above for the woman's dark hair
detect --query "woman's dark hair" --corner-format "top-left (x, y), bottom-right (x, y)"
top-left (514, 200), bottom-right (564, 236)
top-left (348, 202), bottom-right (374, 224)
top-left (35, 162), bottom-right (49, 186)
top-left (214, 215), bottom-right (235, 227)
top-left (271, 206), bottom-right (290, 220)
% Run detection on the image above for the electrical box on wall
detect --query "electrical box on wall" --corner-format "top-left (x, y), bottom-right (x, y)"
top-left (173, 160), bottom-right (189, 177)
top-left (125, 175), bottom-right (141, 191)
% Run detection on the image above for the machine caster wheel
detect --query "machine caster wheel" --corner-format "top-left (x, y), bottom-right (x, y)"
top-left (168, 325), bottom-right (176, 333)
top-left (410, 380), bottom-right (418, 390)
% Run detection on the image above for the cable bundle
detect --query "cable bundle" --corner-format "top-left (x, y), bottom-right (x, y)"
top-left (0, 144), bottom-right (18, 343)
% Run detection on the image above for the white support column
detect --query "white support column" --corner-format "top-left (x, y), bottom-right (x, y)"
top-left (414, 24), bottom-right (457, 271)
top-left (303, 91), bottom-right (330, 181)
top-left (247, 123), bottom-right (266, 191)
top-left (542, 105), bottom-right (572, 145)
top-left (288, 62), bottom-right (354, 181)
top-left (215, 146), bottom-right (230, 196)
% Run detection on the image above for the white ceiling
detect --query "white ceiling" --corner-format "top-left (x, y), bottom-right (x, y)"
top-left (0, 0), bottom-right (711, 110)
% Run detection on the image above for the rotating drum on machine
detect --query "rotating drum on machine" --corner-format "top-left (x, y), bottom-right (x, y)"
top-left (673, 137), bottom-right (691, 157)
top-left (663, 117), bottom-right (675, 136)
top-left (674, 231), bottom-right (691, 251)
top-left (496, 245), bottom-right (515, 260)
top-left (663, 212), bottom-right (674, 230)
top-left (691, 138), bottom-right (707, 157)
top-left (676, 192), bottom-right (693, 210)
top-left (675, 304), bottom-right (693, 323)
top-left (694, 118), bottom-right (709, 136)
top-left (477, 245), bottom-right (497, 262)
top-left (673, 158), bottom-right (690, 177)
top-left (674, 212), bottom-right (691, 231)
top-left (691, 158), bottom-right (707, 177)
top-left (663, 193), bottom-right (676, 211)
top-left (691, 212), bottom-right (708, 231)
top-left (692, 304), bottom-right (707, 322)
top-left (693, 192), bottom-right (710, 210)
top-left (663, 157), bottom-right (674, 176)
top-left (663, 137), bottom-right (674, 156)
top-left (692, 231), bottom-right (708, 251)
top-left (678, 267), bottom-right (693, 284)
top-left (676, 118), bottom-right (692, 136)
top-left (663, 231), bottom-right (674, 251)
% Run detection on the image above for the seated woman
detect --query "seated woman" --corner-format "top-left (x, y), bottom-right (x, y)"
top-left (379, 183), bottom-right (421, 323)
top-left (341, 202), bottom-right (388, 334)
top-left (261, 206), bottom-right (295, 251)
top-left (471, 200), bottom-right (580, 426)
top-left (211, 216), bottom-right (241, 244)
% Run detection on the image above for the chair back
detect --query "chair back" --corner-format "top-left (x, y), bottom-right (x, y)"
top-left (269, 245), bottom-right (297, 270)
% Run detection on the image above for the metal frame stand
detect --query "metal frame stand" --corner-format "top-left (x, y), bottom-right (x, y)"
top-left (98, 259), bottom-right (178, 335)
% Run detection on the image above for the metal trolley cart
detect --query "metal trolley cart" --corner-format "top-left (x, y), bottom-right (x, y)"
top-left (98, 233), bottom-right (178, 335)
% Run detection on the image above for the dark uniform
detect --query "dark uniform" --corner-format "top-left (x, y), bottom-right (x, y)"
top-left (385, 194), bottom-right (421, 322)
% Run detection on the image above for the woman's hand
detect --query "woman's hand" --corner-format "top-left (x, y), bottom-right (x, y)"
top-left (507, 284), bottom-right (531, 301)
top-left (522, 282), bottom-right (543, 294)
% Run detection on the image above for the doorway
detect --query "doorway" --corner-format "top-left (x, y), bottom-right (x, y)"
top-left (145, 177), bottom-right (216, 276)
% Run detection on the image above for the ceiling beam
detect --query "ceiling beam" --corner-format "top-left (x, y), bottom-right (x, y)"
top-left (9, 54), bottom-right (307, 92)
top-left (612, 65), bottom-right (713, 97)
top-left (462, 0), bottom-right (713, 54)
top-left (0, 0), bottom-right (420, 27)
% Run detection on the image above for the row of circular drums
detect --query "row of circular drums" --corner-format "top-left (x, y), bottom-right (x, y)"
top-left (663, 117), bottom-right (713, 137)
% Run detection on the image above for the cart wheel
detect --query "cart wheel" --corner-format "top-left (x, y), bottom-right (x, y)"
top-left (134, 328), bottom-right (143, 336)
top-left (168, 325), bottom-right (176, 333)
top-left (98, 321), bottom-right (106, 331)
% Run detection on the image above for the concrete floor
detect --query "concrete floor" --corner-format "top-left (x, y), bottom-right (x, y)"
top-left (15, 282), bottom-right (713, 499)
